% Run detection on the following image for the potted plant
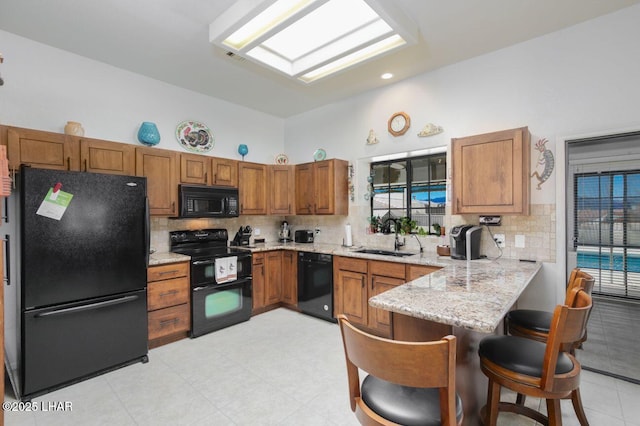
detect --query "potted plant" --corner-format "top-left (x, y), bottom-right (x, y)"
top-left (398, 217), bottom-right (417, 235)
top-left (368, 216), bottom-right (381, 234)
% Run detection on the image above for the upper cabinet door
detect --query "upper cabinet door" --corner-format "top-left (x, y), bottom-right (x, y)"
top-left (136, 147), bottom-right (178, 216)
top-left (451, 127), bottom-right (530, 215)
top-left (211, 158), bottom-right (238, 188)
top-left (269, 165), bottom-right (294, 215)
top-left (77, 137), bottom-right (136, 175)
top-left (180, 153), bottom-right (211, 185)
top-left (294, 163), bottom-right (314, 214)
top-left (238, 162), bottom-right (267, 215)
top-left (7, 127), bottom-right (80, 171)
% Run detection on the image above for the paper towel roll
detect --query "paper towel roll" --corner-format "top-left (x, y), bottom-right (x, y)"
top-left (344, 224), bottom-right (353, 247)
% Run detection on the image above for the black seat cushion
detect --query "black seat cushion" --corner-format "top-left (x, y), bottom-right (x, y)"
top-left (361, 375), bottom-right (463, 426)
top-left (479, 335), bottom-right (574, 377)
top-left (507, 309), bottom-right (553, 333)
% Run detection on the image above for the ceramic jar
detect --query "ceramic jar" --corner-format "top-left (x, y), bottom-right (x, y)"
top-left (137, 122), bottom-right (160, 146)
top-left (64, 121), bottom-right (85, 136)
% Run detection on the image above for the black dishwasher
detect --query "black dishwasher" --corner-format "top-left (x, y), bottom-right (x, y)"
top-left (297, 252), bottom-right (335, 323)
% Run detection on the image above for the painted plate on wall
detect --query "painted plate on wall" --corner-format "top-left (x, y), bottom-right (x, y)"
top-left (275, 153), bottom-right (289, 165)
top-left (175, 120), bottom-right (214, 153)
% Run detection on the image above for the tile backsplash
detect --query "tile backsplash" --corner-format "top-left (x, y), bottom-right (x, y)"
top-left (151, 203), bottom-right (556, 263)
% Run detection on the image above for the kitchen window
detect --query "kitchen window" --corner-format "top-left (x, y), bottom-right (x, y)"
top-left (370, 153), bottom-right (446, 233)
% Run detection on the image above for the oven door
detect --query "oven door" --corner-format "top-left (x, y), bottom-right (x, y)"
top-left (191, 278), bottom-right (252, 337)
top-left (191, 253), bottom-right (252, 287)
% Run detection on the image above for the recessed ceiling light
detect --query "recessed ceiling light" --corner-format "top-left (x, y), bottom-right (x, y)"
top-left (381, 72), bottom-right (393, 79)
top-left (210, 0), bottom-right (417, 84)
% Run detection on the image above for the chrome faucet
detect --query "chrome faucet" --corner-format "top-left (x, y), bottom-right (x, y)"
top-left (412, 233), bottom-right (424, 253)
top-left (393, 219), bottom-right (405, 252)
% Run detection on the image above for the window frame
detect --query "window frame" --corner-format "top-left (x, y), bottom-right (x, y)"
top-left (369, 152), bottom-right (446, 234)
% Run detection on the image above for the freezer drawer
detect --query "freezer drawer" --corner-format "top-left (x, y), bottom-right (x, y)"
top-left (22, 289), bottom-right (148, 398)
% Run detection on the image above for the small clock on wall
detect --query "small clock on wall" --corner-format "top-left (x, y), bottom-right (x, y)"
top-left (388, 111), bottom-right (411, 136)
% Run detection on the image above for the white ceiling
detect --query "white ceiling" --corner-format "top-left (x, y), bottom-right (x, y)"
top-left (1, 0), bottom-right (639, 118)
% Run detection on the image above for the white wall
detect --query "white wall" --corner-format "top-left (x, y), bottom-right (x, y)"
top-left (3, 5), bottom-right (640, 309)
top-left (0, 30), bottom-right (285, 163)
top-left (284, 4), bottom-right (640, 308)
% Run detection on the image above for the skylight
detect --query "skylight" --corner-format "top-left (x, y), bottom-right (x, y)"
top-left (209, 0), bottom-right (417, 83)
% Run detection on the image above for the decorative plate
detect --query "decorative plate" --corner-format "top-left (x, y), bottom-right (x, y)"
top-left (313, 148), bottom-right (326, 162)
top-left (175, 120), bottom-right (214, 153)
top-left (275, 153), bottom-right (289, 165)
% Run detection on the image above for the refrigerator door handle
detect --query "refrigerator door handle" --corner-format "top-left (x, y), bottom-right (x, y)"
top-left (145, 196), bottom-right (150, 267)
top-left (3, 234), bottom-right (9, 286)
top-left (34, 295), bottom-right (140, 318)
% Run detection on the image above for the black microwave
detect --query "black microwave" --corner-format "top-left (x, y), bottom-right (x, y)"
top-left (178, 184), bottom-right (239, 218)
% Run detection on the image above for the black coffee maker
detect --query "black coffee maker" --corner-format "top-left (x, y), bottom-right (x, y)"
top-left (231, 225), bottom-right (252, 246)
top-left (450, 225), bottom-right (482, 260)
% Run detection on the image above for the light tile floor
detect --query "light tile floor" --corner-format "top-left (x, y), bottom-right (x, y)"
top-left (4, 308), bottom-right (640, 425)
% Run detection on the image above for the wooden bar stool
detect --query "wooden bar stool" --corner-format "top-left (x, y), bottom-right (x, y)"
top-left (506, 269), bottom-right (594, 346)
top-left (338, 314), bottom-right (463, 426)
top-left (478, 288), bottom-right (593, 426)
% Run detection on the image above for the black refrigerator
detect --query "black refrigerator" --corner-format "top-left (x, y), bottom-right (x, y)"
top-left (13, 166), bottom-right (149, 400)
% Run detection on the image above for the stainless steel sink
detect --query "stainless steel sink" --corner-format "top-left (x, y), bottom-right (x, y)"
top-left (354, 248), bottom-right (416, 257)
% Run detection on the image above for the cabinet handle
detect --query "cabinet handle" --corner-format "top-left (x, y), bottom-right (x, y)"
top-left (159, 290), bottom-right (179, 297)
top-left (84, 159), bottom-right (87, 172)
top-left (158, 270), bottom-right (179, 276)
top-left (172, 201), bottom-right (175, 212)
top-left (66, 157), bottom-right (71, 171)
top-left (205, 172), bottom-right (208, 183)
top-left (371, 277), bottom-right (374, 290)
top-left (160, 318), bottom-right (179, 327)
top-left (214, 173), bottom-right (217, 183)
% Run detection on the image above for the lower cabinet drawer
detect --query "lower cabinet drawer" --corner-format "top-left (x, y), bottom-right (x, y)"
top-left (147, 278), bottom-right (189, 311)
top-left (148, 304), bottom-right (190, 340)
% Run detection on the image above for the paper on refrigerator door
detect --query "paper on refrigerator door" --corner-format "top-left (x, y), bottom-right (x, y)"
top-left (36, 187), bottom-right (74, 220)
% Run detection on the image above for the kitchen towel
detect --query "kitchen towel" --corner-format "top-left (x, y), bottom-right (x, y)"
top-left (215, 257), bottom-right (237, 283)
top-left (215, 258), bottom-right (228, 283)
top-left (227, 256), bottom-right (237, 281)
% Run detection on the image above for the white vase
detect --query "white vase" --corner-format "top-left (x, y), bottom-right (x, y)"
top-left (64, 121), bottom-right (84, 136)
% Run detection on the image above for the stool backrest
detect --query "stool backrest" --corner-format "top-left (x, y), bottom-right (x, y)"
top-left (565, 269), bottom-right (594, 303)
top-left (541, 288), bottom-right (593, 391)
top-left (338, 314), bottom-right (458, 425)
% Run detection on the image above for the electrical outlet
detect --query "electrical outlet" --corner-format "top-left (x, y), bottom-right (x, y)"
top-left (515, 234), bottom-right (525, 248)
top-left (254, 228), bottom-right (261, 236)
top-left (494, 234), bottom-right (505, 248)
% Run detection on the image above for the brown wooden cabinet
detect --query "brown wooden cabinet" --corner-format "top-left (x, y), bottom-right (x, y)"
top-left (7, 126), bottom-right (80, 171)
top-left (252, 253), bottom-right (266, 311)
top-left (281, 250), bottom-right (297, 306)
top-left (179, 152), bottom-right (209, 185)
top-left (265, 251), bottom-right (283, 306)
top-left (295, 159), bottom-right (348, 215)
top-left (77, 136), bottom-right (136, 175)
top-left (254, 250), bottom-right (297, 312)
top-left (406, 264), bottom-right (441, 281)
top-left (239, 161), bottom-right (268, 215)
top-left (269, 165), bottom-right (295, 215)
top-left (334, 257), bottom-right (368, 328)
top-left (368, 261), bottom-right (405, 336)
top-left (334, 257), bottom-right (439, 338)
top-left (136, 147), bottom-right (178, 216)
top-left (211, 157), bottom-right (238, 187)
top-left (147, 262), bottom-right (190, 347)
top-left (179, 154), bottom-right (238, 187)
top-left (451, 126), bottom-right (530, 215)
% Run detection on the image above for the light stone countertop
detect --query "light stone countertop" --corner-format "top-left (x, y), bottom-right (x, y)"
top-left (149, 251), bottom-right (191, 266)
top-left (150, 242), bottom-right (541, 333)
top-left (243, 242), bottom-right (542, 333)
top-left (369, 259), bottom-right (542, 333)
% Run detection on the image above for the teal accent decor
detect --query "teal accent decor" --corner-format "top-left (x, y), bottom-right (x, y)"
top-left (138, 122), bottom-right (160, 146)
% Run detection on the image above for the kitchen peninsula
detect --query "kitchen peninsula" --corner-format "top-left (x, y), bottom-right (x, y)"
top-left (369, 257), bottom-right (542, 425)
